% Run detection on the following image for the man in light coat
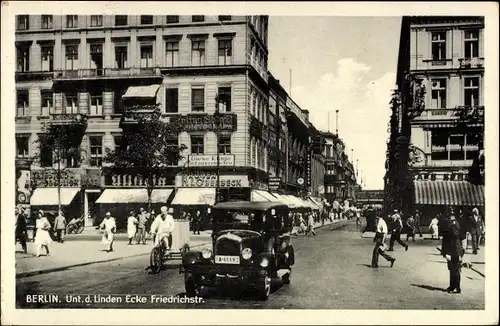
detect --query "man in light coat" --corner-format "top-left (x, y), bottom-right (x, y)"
top-left (99, 212), bottom-right (116, 252)
top-left (53, 211), bottom-right (67, 243)
top-left (150, 206), bottom-right (175, 249)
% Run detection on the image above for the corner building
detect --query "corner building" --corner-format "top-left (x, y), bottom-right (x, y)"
top-left (15, 14), bottom-right (272, 225)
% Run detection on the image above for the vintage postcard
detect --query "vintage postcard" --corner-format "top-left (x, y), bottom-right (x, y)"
top-left (1, 1), bottom-right (498, 325)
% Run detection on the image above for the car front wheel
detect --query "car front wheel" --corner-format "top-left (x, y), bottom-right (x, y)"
top-left (256, 273), bottom-right (271, 301)
top-left (185, 274), bottom-right (202, 297)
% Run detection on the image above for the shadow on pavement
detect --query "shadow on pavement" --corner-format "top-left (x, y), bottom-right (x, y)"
top-left (410, 284), bottom-right (447, 292)
top-left (357, 263), bottom-right (390, 269)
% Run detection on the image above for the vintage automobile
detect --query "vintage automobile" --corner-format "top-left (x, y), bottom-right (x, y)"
top-left (179, 201), bottom-right (295, 300)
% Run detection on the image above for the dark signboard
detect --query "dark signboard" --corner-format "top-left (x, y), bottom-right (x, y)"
top-left (169, 113), bottom-right (237, 132)
top-left (268, 177), bottom-right (281, 191)
top-left (306, 150), bottom-right (312, 187)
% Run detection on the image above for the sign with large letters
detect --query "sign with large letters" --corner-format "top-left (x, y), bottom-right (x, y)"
top-left (188, 155), bottom-right (235, 167)
top-left (175, 172), bottom-right (249, 188)
top-left (168, 114), bottom-right (237, 132)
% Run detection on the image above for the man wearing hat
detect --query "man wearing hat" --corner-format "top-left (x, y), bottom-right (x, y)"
top-left (99, 212), bottom-right (116, 252)
top-left (441, 212), bottom-right (463, 293)
top-left (150, 206), bottom-right (175, 249)
top-left (388, 209), bottom-right (408, 252)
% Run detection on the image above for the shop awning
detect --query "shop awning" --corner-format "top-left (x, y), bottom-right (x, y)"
top-left (95, 189), bottom-right (173, 204)
top-left (283, 195), bottom-right (308, 208)
top-left (170, 188), bottom-right (216, 206)
top-left (30, 187), bottom-right (80, 206)
top-left (251, 190), bottom-right (278, 202)
top-left (414, 181), bottom-right (484, 206)
top-left (122, 84), bottom-right (161, 99)
top-left (271, 193), bottom-right (298, 208)
top-left (307, 198), bottom-right (321, 210)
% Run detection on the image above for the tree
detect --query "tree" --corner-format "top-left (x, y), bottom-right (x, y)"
top-left (104, 108), bottom-right (187, 210)
top-left (34, 117), bottom-right (86, 213)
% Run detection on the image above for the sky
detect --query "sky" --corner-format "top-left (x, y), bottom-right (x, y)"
top-left (268, 16), bottom-right (402, 190)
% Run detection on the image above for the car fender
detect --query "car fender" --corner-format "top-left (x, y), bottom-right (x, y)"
top-left (255, 252), bottom-right (272, 268)
top-left (181, 251), bottom-right (203, 267)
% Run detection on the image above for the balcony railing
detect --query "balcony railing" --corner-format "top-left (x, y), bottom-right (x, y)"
top-left (53, 67), bottom-right (162, 80)
top-left (49, 113), bottom-right (88, 126)
top-left (459, 57), bottom-right (484, 69)
top-left (15, 71), bottom-right (55, 82)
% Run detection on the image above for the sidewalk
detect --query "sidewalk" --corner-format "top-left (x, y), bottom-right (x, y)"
top-left (15, 234), bottom-right (210, 278)
top-left (290, 217), bottom-right (349, 235)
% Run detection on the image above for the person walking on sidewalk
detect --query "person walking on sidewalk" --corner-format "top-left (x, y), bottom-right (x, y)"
top-left (15, 207), bottom-right (28, 254)
top-left (305, 213), bottom-right (317, 236)
top-left (414, 210), bottom-right (423, 237)
top-left (35, 211), bottom-right (52, 257)
top-left (468, 207), bottom-right (483, 255)
top-left (53, 211), bottom-right (67, 243)
top-left (389, 210), bottom-right (408, 252)
top-left (371, 215), bottom-right (395, 268)
top-left (192, 211), bottom-right (202, 235)
top-left (99, 212), bottom-right (116, 252)
top-left (406, 214), bottom-right (416, 242)
top-left (127, 210), bottom-right (138, 245)
top-left (429, 215), bottom-right (439, 239)
top-left (136, 208), bottom-right (148, 245)
top-left (441, 213), bottom-right (463, 294)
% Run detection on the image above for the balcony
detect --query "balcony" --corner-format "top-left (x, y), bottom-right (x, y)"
top-left (414, 106), bottom-right (484, 122)
top-left (459, 57), bottom-right (484, 69)
top-left (15, 71), bottom-right (55, 82)
top-left (49, 113), bottom-right (88, 128)
top-left (53, 67), bottom-right (162, 80)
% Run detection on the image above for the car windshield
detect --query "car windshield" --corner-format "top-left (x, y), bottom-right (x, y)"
top-left (233, 213), bottom-right (250, 224)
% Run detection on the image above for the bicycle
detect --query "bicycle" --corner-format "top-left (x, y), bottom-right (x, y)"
top-left (149, 233), bottom-right (172, 274)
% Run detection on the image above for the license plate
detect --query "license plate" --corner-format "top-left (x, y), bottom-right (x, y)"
top-left (215, 255), bottom-right (240, 264)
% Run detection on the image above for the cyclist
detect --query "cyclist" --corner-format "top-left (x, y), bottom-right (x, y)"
top-left (150, 206), bottom-right (175, 251)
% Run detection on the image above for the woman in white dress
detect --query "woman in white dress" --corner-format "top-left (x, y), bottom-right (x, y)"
top-left (127, 210), bottom-right (138, 245)
top-left (35, 211), bottom-right (52, 257)
top-left (99, 212), bottom-right (117, 252)
top-left (429, 216), bottom-right (439, 239)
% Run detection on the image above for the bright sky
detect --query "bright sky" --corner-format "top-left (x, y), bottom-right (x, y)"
top-left (268, 16), bottom-right (402, 190)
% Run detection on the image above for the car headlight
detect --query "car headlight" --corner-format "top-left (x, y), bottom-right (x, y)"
top-left (242, 248), bottom-right (252, 260)
top-left (259, 257), bottom-right (269, 268)
top-left (201, 248), bottom-right (212, 259)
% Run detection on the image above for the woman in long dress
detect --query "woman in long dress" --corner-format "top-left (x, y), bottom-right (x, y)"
top-left (429, 216), bottom-right (439, 239)
top-left (127, 210), bottom-right (138, 245)
top-left (35, 211), bottom-right (52, 257)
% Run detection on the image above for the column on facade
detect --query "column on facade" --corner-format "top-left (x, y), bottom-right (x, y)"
top-left (80, 36), bottom-right (87, 70)
top-left (155, 28), bottom-right (163, 68)
top-left (80, 135), bottom-right (89, 166)
top-left (102, 91), bottom-right (114, 117)
top-left (30, 42), bottom-right (41, 72)
top-left (104, 32), bottom-right (113, 69)
top-left (78, 92), bottom-right (89, 115)
top-left (54, 36), bottom-right (62, 71)
top-left (54, 93), bottom-right (63, 114)
top-left (205, 132), bottom-right (217, 155)
top-left (130, 31), bottom-right (138, 68)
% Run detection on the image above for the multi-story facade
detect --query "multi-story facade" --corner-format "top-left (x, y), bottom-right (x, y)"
top-left (15, 14), bottom-right (273, 223)
top-left (385, 16), bottom-right (485, 218)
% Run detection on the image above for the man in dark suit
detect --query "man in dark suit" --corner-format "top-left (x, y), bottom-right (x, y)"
top-left (441, 212), bottom-right (463, 294)
top-left (468, 207), bottom-right (483, 255)
top-left (15, 207), bottom-right (28, 254)
top-left (388, 210), bottom-right (408, 251)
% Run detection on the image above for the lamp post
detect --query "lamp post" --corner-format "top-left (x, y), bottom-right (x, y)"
top-left (214, 95), bottom-right (222, 204)
top-left (335, 110), bottom-right (339, 135)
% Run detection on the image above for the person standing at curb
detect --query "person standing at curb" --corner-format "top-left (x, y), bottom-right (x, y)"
top-left (441, 213), bottom-right (463, 294)
top-left (429, 215), bottom-right (439, 239)
top-left (15, 207), bottom-right (28, 254)
top-left (53, 211), bottom-right (67, 243)
top-left (99, 212), bottom-right (117, 252)
top-left (305, 212), bottom-right (317, 236)
top-left (414, 210), bottom-right (423, 237)
top-left (127, 210), bottom-right (138, 245)
top-left (35, 211), bottom-right (52, 257)
top-left (371, 215), bottom-right (395, 268)
top-left (406, 214), bottom-right (416, 242)
top-left (136, 208), bottom-right (148, 245)
top-left (389, 210), bottom-right (408, 252)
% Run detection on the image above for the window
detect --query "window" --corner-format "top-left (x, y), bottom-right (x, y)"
top-left (16, 136), bottom-right (30, 158)
top-left (66, 15), bottom-right (78, 28)
top-left (65, 93), bottom-right (78, 114)
top-left (42, 15), bottom-right (53, 29)
top-left (16, 45), bottom-right (30, 72)
top-left (464, 77), bottom-right (480, 106)
top-left (218, 135), bottom-right (231, 154)
top-left (217, 86), bottom-right (231, 112)
top-left (166, 15), bottom-right (179, 23)
top-left (89, 43), bottom-right (103, 73)
top-left (41, 45), bottom-right (54, 71)
top-left (140, 15), bottom-right (153, 25)
top-left (115, 45), bottom-right (128, 68)
top-left (165, 41), bottom-right (179, 67)
top-left (166, 137), bottom-right (179, 165)
top-left (89, 136), bottom-right (103, 167)
top-left (16, 91), bottom-right (29, 117)
top-left (41, 91), bottom-right (53, 116)
top-left (191, 88), bottom-right (205, 112)
top-left (431, 31), bottom-right (447, 61)
top-left (17, 15), bottom-right (29, 30)
top-left (90, 90), bottom-right (103, 115)
top-left (90, 15), bottom-right (103, 27)
top-left (431, 79), bottom-right (447, 109)
top-left (113, 88), bottom-right (126, 114)
top-left (115, 15), bottom-right (128, 26)
top-left (65, 44), bottom-right (79, 70)
top-left (40, 139), bottom-right (53, 167)
top-left (431, 129), bottom-right (480, 161)
top-left (114, 135), bottom-right (122, 156)
top-left (465, 30), bottom-right (479, 59)
top-left (165, 88), bottom-right (178, 113)
top-left (218, 16), bottom-right (231, 21)
top-left (190, 135), bottom-right (204, 155)
top-left (192, 15), bottom-right (204, 22)
top-left (218, 39), bottom-right (233, 65)
top-left (140, 45), bottom-right (153, 68)
top-left (191, 40), bottom-right (205, 66)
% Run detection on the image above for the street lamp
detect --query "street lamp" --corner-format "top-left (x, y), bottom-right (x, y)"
top-left (214, 94), bottom-right (229, 204)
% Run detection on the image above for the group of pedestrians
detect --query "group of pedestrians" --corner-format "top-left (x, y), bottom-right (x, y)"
top-left (126, 207), bottom-right (154, 245)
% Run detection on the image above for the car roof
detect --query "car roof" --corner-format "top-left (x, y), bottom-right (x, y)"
top-left (213, 201), bottom-right (289, 211)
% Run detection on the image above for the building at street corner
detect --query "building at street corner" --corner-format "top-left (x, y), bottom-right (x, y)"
top-left (385, 16), bottom-right (485, 221)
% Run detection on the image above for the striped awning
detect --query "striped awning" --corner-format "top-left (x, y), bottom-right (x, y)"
top-left (123, 85), bottom-right (161, 99)
top-left (414, 181), bottom-right (484, 206)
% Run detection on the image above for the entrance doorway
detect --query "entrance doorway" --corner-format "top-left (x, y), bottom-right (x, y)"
top-left (85, 191), bottom-right (101, 226)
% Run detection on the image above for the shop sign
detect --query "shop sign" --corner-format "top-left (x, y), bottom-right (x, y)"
top-left (176, 172), bottom-right (249, 188)
top-left (32, 169), bottom-right (81, 188)
top-left (306, 150), bottom-right (312, 187)
top-left (169, 113), bottom-right (237, 132)
top-left (268, 177), bottom-right (281, 191)
top-left (250, 180), bottom-right (268, 191)
top-left (84, 168), bottom-right (102, 188)
top-left (188, 155), bottom-right (234, 167)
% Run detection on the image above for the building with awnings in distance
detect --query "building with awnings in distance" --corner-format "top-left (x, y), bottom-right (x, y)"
top-left (385, 16), bottom-right (485, 219)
